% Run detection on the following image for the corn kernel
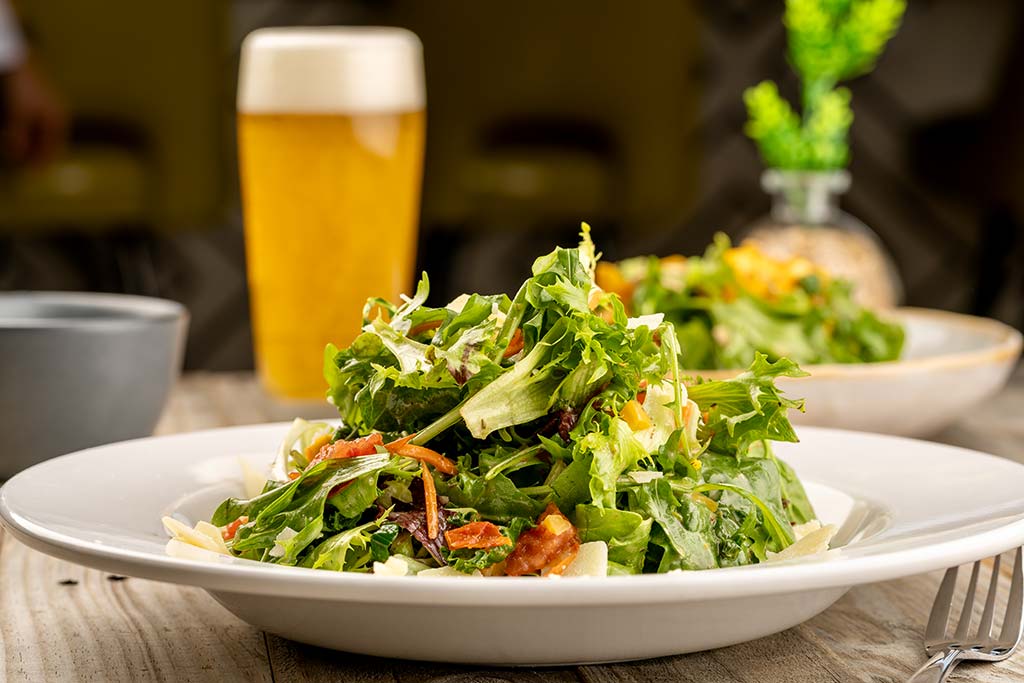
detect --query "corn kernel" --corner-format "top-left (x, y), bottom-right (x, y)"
top-left (542, 514), bottom-right (573, 536)
top-left (621, 399), bottom-right (653, 431)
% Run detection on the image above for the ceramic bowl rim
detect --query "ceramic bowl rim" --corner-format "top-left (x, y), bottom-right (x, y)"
top-left (0, 291), bottom-right (187, 331)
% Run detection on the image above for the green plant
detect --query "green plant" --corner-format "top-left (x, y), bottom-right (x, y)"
top-left (745, 0), bottom-right (906, 170)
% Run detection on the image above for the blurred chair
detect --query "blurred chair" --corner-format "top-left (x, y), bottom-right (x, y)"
top-left (395, 2), bottom-right (700, 236)
top-left (2, 1), bottom-right (229, 235)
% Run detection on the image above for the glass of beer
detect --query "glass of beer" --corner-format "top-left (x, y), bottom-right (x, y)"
top-left (237, 27), bottom-right (425, 398)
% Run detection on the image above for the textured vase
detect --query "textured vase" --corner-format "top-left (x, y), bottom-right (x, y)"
top-left (743, 170), bottom-right (903, 308)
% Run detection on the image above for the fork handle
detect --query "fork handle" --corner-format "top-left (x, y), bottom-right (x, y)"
top-left (907, 650), bottom-right (962, 682)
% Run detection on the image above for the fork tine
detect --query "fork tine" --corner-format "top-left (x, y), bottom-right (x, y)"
top-left (976, 553), bottom-right (1002, 640)
top-left (997, 547), bottom-right (1024, 645)
top-left (955, 561), bottom-right (982, 641)
top-left (926, 565), bottom-right (959, 642)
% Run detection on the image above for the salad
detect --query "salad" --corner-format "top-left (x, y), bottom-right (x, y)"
top-left (164, 227), bottom-right (835, 577)
top-left (596, 234), bottom-right (904, 370)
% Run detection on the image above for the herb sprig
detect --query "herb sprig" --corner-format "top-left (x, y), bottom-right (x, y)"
top-left (745, 0), bottom-right (906, 170)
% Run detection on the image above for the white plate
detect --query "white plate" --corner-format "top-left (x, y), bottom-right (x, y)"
top-left (692, 308), bottom-right (1022, 437)
top-left (3, 423), bottom-right (1024, 665)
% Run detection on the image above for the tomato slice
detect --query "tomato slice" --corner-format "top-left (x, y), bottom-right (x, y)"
top-left (221, 515), bottom-right (249, 541)
top-left (307, 432), bottom-right (384, 468)
top-left (445, 521), bottom-right (511, 550)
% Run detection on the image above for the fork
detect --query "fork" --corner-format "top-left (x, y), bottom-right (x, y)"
top-left (907, 547), bottom-right (1024, 682)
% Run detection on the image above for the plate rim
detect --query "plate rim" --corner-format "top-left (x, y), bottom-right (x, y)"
top-left (3, 423), bottom-right (1024, 607)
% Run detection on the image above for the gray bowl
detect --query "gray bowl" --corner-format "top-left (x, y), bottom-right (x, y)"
top-left (0, 292), bottom-right (188, 478)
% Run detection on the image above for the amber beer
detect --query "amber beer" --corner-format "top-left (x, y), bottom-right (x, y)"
top-left (238, 28), bottom-right (425, 398)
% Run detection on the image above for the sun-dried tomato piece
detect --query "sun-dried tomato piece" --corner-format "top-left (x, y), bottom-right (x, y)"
top-left (222, 515), bottom-right (249, 541)
top-left (407, 319), bottom-right (443, 337)
top-left (504, 503), bottom-right (580, 576)
top-left (503, 328), bottom-right (525, 358)
top-left (445, 521), bottom-right (512, 550)
top-left (307, 432), bottom-right (384, 468)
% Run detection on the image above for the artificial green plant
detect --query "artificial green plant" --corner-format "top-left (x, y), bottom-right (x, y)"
top-left (744, 0), bottom-right (906, 170)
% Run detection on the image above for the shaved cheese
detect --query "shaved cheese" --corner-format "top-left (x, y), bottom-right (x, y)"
top-left (373, 555), bottom-right (431, 577)
top-left (446, 293), bottom-right (471, 313)
top-left (792, 520), bottom-right (822, 541)
top-left (162, 516), bottom-right (229, 555)
top-left (269, 527), bottom-right (298, 558)
top-left (767, 522), bottom-right (837, 563)
top-left (562, 541), bottom-right (608, 577)
top-left (372, 560), bottom-right (407, 577)
top-left (194, 521), bottom-right (230, 554)
top-left (165, 538), bottom-right (226, 561)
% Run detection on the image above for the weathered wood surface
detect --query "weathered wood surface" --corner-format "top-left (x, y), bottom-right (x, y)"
top-left (1, 369), bottom-right (1021, 683)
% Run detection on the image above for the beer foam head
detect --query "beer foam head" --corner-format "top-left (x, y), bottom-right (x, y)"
top-left (238, 27), bottom-right (424, 114)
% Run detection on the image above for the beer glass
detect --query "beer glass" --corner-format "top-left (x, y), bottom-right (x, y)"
top-left (238, 28), bottom-right (425, 398)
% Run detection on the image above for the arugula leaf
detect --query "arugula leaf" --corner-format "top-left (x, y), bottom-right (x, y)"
top-left (437, 471), bottom-right (544, 523)
top-left (272, 517), bottom-right (324, 566)
top-left (327, 472), bottom-right (379, 519)
top-left (634, 479), bottom-right (718, 570)
top-left (550, 455), bottom-right (593, 511)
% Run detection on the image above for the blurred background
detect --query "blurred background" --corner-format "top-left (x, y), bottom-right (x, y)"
top-left (1, 0), bottom-right (1022, 371)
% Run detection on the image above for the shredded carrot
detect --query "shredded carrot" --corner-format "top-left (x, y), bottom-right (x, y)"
top-left (307, 433), bottom-right (383, 468)
top-left (388, 442), bottom-right (458, 475)
top-left (384, 433), bottom-right (416, 451)
top-left (421, 464), bottom-right (439, 540)
top-left (407, 319), bottom-right (443, 337)
top-left (503, 328), bottom-right (524, 359)
top-left (445, 521), bottom-right (511, 550)
top-left (287, 471), bottom-right (301, 480)
top-left (222, 515), bottom-right (249, 541)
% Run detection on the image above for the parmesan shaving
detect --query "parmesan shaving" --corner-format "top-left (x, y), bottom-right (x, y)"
top-left (161, 516), bottom-right (230, 555)
top-left (562, 541), bottom-right (608, 577)
top-left (269, 527), bottom-right (298, 558)
top-left (766, 522), bottom-right (837, 563)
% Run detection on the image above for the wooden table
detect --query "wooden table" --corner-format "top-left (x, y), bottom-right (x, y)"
top-left (2, 370), bottom-right (1023, 682)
